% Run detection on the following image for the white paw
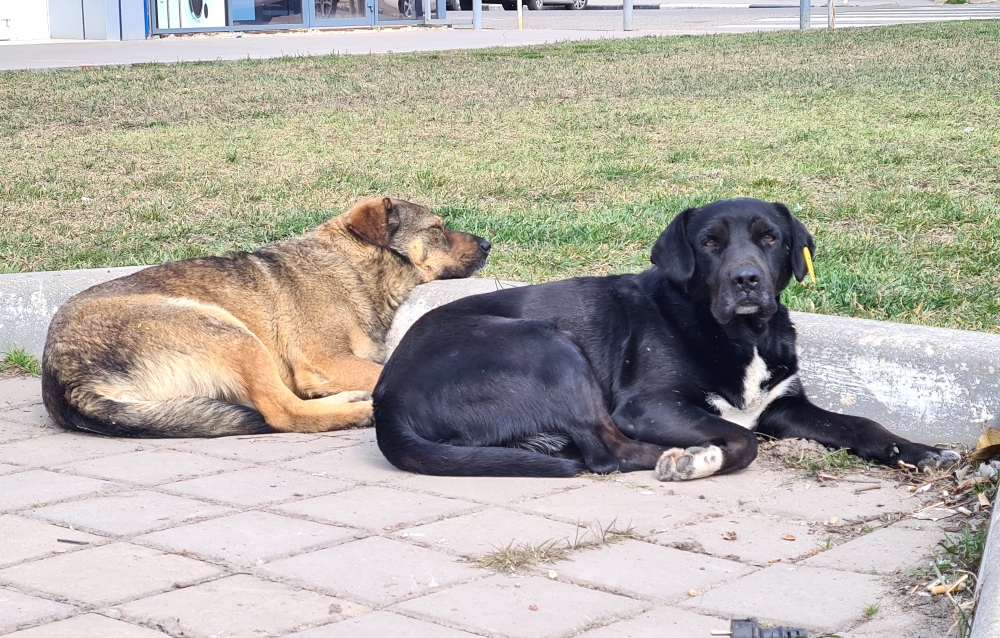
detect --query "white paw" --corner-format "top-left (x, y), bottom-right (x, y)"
top-left (318, 390), bottom-right (373, 405)
top-left (655, 445), bottom-right (723, 482)
top-left (918, 449), bottom-right (961, 472)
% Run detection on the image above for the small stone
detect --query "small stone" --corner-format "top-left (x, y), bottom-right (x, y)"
top-left (782, 534), bottom-right (796, 541)
top-left (828, 516), bottom-right (839, 526)
top-left (688, 589), bottom-right (698, 597)
top-left (528, 604), bottom-right (538, 611)
top-left (547, 570), bottom-right (558, 579)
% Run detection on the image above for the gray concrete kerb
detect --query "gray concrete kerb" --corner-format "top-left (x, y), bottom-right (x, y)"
top-left (2, 268), bottom-right (999, 445)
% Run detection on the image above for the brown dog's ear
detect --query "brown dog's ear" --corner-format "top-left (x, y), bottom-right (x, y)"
top-left (345, 197), bottom-right (399, 247)
top-left (651, 207), bottom-right (696, 288)
top-left (774, 202), bottom-right (816, 282)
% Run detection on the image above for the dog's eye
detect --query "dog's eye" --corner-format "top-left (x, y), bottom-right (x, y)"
top-left (762, 234), bottom-right (776, 244)
top-left (703, 239), bottom-right (717, 248)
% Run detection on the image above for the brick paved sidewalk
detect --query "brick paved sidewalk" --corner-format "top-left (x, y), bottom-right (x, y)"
top-left (0, 374), bottom-right (954, 637)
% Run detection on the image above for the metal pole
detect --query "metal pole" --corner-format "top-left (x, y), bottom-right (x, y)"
top-left (799, 0), bottom-right (809, 29)
top-left (623, 0), bottom-right (632, 31)
top-left (437, 0), bottom-right (446, 20)
top-left (827, 0), bottom-right (835, 28)
top-left (516, 0), bottom-right (523, 29)
top-left (422, 0), bottom-right (430, 20)
top-left (473, 0), bottom-right (482, 28)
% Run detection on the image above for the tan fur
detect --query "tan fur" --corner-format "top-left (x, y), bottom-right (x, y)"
top-left (42, 198), bottom-right (488, 438)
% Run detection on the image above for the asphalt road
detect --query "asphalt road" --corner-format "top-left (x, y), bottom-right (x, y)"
top-left (450, 3), bottom-right (1000, 33)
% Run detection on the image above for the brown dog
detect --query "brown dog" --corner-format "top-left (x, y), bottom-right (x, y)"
top-left (42, 198), bottom-right (490, 438)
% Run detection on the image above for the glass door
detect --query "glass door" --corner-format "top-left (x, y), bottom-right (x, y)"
top-left (310, 0), bottom-right (370, 25)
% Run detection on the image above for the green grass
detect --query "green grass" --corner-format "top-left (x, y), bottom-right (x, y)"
top-left (787, 447), bottom-right (873, 475)
top-left (1, 345), bottom-right (42, 376)
top-left (2, 22), bottom-right (1000, 331)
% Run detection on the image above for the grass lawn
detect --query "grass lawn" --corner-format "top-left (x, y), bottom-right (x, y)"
top-left (1, 21), bottom-right (998, 331)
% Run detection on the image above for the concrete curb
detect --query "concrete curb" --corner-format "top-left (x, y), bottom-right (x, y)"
top-left (974, 499), bottom-right (1000, 637)
top-left (3, 268), bottom-right (998, 444)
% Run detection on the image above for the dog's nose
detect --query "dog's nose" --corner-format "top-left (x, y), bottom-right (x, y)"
top-left (479, 239), bottom-right (492, 253)
top-left (731, 267), bottom-right (762, 291)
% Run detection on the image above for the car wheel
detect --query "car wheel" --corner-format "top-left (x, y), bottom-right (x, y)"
top-left (526, 0), bottom-right (544, 8)
top-left (447, 0), bottom-right (460, 9)
top-left (565, 0), bottom-right (586, 8)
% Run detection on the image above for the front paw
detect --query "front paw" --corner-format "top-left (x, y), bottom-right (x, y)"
top-left (655, 446), bottom-right (722, 481)
top-left (914, 448), bottom-right (961, 472)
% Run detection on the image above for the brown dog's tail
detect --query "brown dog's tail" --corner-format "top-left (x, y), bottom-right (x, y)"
top-left (42, 373), bottom-right (276, 439)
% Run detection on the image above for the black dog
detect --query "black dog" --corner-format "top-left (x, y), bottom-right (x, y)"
top-left (373, 198), bottom-right (960, 479)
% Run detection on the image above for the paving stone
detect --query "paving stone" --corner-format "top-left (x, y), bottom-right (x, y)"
top-left (0, 470), bottom-right (112, 513)
top-left (515, 482), bottom-right (718, 535)
top-left (57, 449), bottom-right (249, 485)
top-left (0, 514), bottom-right (103, 567)
top-left (651, 514), bottom-right (819, 566)
top-left (0, 434), bottom-right (137, 468)
top-left (286, 611), bottom-right (481, 637)
top-left (261, 536), bottom-right (478, 606)
top-left (116, 574), bottom-right (367, 638)
top-left (273, 485), bottom-right (479, 532)
top-left (679, 564), bottom-right (883, 632)
top-left (167, 432), bottom-right (361, 463)
top-left (747, 478), bottom-right (914, 521)
top-left (138, 510), bottom-right (356, 567)
top-left (0, 404), bottom-right (55, 427)
top-left (394, 508), bottom-right (586, 557)
top-left (0, 542), bottom-right (222, 607)
top-left (576, 606), bottom-right (725, 638)
top-left (0, 419), bottom-right (58, 444)
top-left (8, 613), bottom-right (169, 637)
top-left (804, 523), bottom-right (945, 575)
top-left (279, 442), bottom-right (406, 484)
top-left (0, 588), bottom-right (75, 634)
top-left (27, 491), bottom-right (234, 536)
top-left (160, 467), bottom-right (351, 507)
top-left (393, 574), bottom-right (645, 638)
top-left (0, 377), bottom-right (42, 409)
top-left (391, 473), bottom-right (588, 506)
top-left (604, 464), bottom-right (787, 507)
top-left (555, 540), bottom-right (752, 602)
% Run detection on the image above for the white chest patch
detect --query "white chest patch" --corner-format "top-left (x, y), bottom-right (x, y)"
top-left (705, 348), bottom-right (797, 430)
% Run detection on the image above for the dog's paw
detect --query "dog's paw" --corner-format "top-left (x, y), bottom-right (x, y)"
top-left (655, 445), bottom-right (723, 481)
top-left (916, 448), bottom-right (961, 472)
top-left (319, 390), bottom-right (373, 405)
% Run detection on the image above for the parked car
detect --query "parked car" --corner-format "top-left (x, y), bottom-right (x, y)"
top-left (456, 0), bottom-right (586, 10)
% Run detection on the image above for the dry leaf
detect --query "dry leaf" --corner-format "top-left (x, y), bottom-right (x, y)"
top-left (972, 428), bottom-right (1000, 461)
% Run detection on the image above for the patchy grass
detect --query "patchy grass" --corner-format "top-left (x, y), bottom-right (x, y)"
top-left (2, 22), bottom-right (1000, 331)
top-left (472, 519), bottom-right (638, 572)
top-left (1, 345), bottom-right (42, 376)
top-left (785, 446), bottom-right (874, 475)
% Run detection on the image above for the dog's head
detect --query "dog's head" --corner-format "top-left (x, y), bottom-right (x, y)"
top-left (342, 197), bottom-right (491, 281)
top-left (650, 198), bottom-right (815, 325)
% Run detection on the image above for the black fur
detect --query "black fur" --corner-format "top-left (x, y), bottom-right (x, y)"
top-left (373, 198), bottom-right (958, 479)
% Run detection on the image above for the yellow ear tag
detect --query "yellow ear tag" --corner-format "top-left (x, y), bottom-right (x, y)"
top-left (802, 247), bottom-right (817, 284)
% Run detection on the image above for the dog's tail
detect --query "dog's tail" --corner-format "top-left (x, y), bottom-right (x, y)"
top-left (43, 375), bottom-right (276, 439)
top-left (375, 411), bottom-right (584, 478)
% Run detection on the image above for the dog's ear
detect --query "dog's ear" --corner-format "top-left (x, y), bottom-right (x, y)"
top-left (774, 202), bottom-right (816, 282)
top-left (345, 197), bottom-right (400, 247)
top-left (651, 207), bottom-right (696, 286)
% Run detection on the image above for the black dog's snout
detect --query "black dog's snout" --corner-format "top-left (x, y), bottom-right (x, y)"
top-left (731, 267), bottom-right (762, 292)
top-left (479, 239), bottom-right (492, 253)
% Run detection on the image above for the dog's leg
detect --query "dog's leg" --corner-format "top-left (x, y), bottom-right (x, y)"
top-left (757, 395), bottom-right (960, 471)
top-left (292, 355), bottom-right (384, 399)
top-left (614, 403), bottom-right (761, 481)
